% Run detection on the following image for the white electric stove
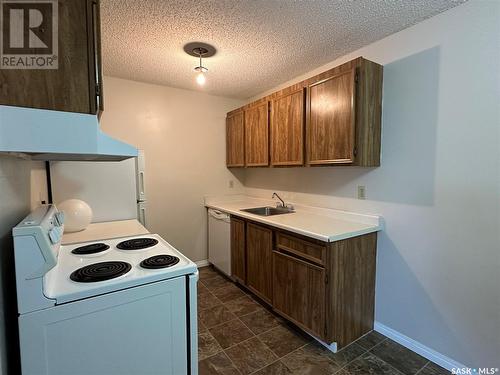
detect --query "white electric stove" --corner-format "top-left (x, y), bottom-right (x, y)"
top-left (13, 205), bottom-right (199, 375)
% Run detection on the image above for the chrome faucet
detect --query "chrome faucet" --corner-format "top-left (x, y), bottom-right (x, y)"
top-left (272, 192), bottom-right (286, 208)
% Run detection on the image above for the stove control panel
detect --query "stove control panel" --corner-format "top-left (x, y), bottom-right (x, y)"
top-left (54, 212), bottom-right (65, 227)
top-left (49, 227), bottom-right (63, 244)
top-left (13, 204), bottom-right (60, 313)
top-left (13, 205), bottom-right (60, 277)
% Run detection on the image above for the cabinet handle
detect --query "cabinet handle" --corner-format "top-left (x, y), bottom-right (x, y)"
top-left (273, 250), bottom-right (324, 271)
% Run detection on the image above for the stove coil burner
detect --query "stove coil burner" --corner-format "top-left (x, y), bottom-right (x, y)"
top-left (116, 238), bottom-right (158, 250)
top-left (140, 255), bottom-right (180, 269)
top-left (71, 243), bottom-right (110, 255)
top-left (70, 261), bottom-right (132, 283)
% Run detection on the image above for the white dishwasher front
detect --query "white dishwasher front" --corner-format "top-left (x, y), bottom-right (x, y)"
top-left (208, 208), bottom-right (231, 276)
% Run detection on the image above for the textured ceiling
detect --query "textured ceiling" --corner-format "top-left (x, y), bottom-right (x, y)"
top-left (101, 0), bottom-right (464, 99)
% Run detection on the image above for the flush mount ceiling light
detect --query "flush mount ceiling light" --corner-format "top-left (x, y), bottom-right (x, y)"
top-left (183, 42), bottom-right (217, 86)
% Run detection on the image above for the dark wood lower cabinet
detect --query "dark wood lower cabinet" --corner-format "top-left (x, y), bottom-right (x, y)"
top-left (273, 251), bottom-right (326, 340)
top-left (229, 216), bottom-right (377, 349)
top-left (326, 232), bottom-right (377, 348)
top-left (245, 222), bottom-right (273, 303)
top-left (230, 218), bottom-right (246, 284)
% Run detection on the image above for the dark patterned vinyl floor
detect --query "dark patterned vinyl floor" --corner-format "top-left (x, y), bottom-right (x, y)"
top-left (197, 266), bottom-right (450, 375)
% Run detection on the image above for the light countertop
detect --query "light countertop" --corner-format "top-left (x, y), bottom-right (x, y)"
top-left (62, 219), bottom-right (149, 245)
top-left (205, 195), bottom-right (383, 242)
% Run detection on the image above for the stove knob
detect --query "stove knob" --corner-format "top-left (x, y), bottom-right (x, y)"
top-left (54, 212), bottom-right (65, 226)
top-left (48, 227), bottom-right (62, 244)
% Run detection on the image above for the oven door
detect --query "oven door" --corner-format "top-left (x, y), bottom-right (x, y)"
top-left (19, 276), bottom-right (189, 375)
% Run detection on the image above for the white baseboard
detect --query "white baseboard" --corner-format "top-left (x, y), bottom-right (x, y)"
top-left (314, 337), bottom-right (338, 353)
top-left (195, 259), bottom-right (210, 267)
top-left (374, 321), bottom-right (466, 371)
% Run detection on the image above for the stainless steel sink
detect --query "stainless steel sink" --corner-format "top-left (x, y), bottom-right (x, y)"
top-left (240, 206), bottom-right (294, 216)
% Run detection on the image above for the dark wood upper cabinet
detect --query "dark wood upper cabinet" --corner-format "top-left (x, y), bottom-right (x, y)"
top-left (245, 222), bottom-right (273, 303)
top-left (226, 57), bottom-right (383, 168)
top-left (0, 0), bottom-right (104, 115)
top-left (244, 102), bottom-right (269, 167)
top-left (230, 217), bottom-right (246, 284)
top-left (352, 59), bottom-right (383, 167)
top-left (307, 68), bottom-right (356, 165)
top-left (226, 110), bottom-right (245, 167)
top-left (306, 58), bottom-right (383, 166)
top-left (270, 88), bottom-right (305, 166)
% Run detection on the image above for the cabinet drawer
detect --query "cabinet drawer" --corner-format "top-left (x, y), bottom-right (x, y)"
top-left (276, 232), bottom-right (326, 266)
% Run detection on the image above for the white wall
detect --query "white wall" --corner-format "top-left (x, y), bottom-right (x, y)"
top-left (242, 0), bottom-right (500, 368)
top-left (0, 156), bottom-right (36, 375)
top-left (100, 77), bottom-right (245, 262)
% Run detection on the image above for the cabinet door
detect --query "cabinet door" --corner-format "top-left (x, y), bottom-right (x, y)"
top-left (246, 222), bottom-right (273, 303)
top-left (244, 102), bottom-right (269, 166)
top-left (230, 218), bottom-right (246, 284)
top-left (0, 0), bottom-right (97, 114)
top-left (270, 89), bottom-right (305, 166)
top-left (273, 251), bottom-right (326, 339)
top-left (226, 111), bottom-right (245, 167)
top-left (307, 68), bottom-right (356, 164)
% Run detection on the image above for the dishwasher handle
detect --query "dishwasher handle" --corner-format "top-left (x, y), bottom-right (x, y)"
top-left (208, 209), bottom-right (230, 222)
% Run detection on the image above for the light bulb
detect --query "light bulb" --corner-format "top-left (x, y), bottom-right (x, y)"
top-left (196, 72), bottom-right (206, 85)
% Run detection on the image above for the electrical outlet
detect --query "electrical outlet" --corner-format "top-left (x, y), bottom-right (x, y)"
top-left (229, 180), bottom-right (234, 189)
top-left (357, 185), bottom-right (366, 200)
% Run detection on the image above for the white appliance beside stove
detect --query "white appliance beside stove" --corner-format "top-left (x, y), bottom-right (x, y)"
top-left (13, 205), bottom-right (198, 375)
top-left (50, 149), bottom-right (147, 226)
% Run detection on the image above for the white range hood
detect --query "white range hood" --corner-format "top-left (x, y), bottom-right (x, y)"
top-left (0, 105), bottom-right (137, 161)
